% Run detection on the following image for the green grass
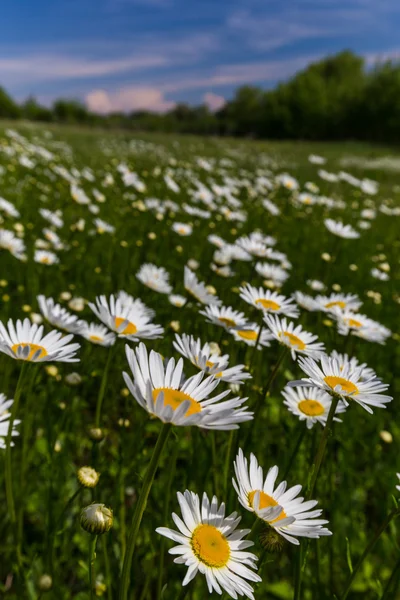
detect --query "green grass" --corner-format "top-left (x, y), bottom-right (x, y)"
top-left (0, 121), bottom-right (400, 600)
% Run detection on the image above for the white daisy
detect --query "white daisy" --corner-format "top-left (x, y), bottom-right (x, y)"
top-left (262, 199), bottom-right (280, 216)
top-left (172, 222), bottom-right (193, 236)
top-left (184, 267), bottom-right (221, 306)
top-left (79, 322), bottom-right (116, 347)
top-left (324, 219), bottom-right (360, 239)
top-left (199, 305), bottom-right (249, 331)
top-left (0, 393), bottom-right (20, 449)
top-left (88, 295), bottom-right (163, 341)
top-left (264, 315), bottom-right (325, 360)
top-left (233, 449), bottom-right (331, 545)
top-left (34, 250), bottom-right (59, 265)
top-left (173, 333), bottom-right (251, 385)
top-left (156, 490), bottom-right (261, 599)
top-left (329, 350), bottom-right (376, 381)
top-left (37, 295), bottom-right (83, 334)
top-left (331, 308), bottom-right (391, 343)
top-left (290, 355), bottom-right (392, 414)
top-left (136, 263), bottom-right (172, 295)
top-left (292, 292), bottom-right (319, 312)
top-left (282, 386), bottom-right (346, 429)
top-left (94, 218), bottom-right (115, 234)
top-left (116, 291), bottom-right (155, 318)
top-left (231, 324), bottom-right (273, 349)
top-left (254, 263), bottom-right (289, 285)
top-left (314, 293), bottom-right (362, 313)
top-left (169, 294), bottom-right (187, 308)
top-left (396, 474), bottom-right (400, 493)
top-left (123, 343), bottom-right (252, 429)
top-left (276, 174), bottom-right (299, 190)
top-left (235, 236), bottom-right (268, 258)
top-left (0, 198), bottom-right (20, 218)
top-left (0, 229), bottom-right (26, 259)
top-left (239, 285), bottom-right (298, 318)
top-left (0, 318), bottom-right (80, 363)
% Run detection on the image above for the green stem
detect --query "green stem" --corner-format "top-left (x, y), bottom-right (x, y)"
top-left (248, 319), bottom-right (263, 372)
top-left (157, 443), bottom-right (179, 600)
top-left (89, 535), bottom-right (98, 600)
top-left (103, 535), bottom-right (113, 600)
top-left (223, 430), bottom-right (236, 499)
top-left (381, 554), bottom-right (400, 600)
top-left (282, 425), bottom-right (306, 481)
top-left (293, 542), bottom-right (303, 600)
top-left (119, 423), bottom-right (172, 600)
top-left (5, 362), bottom-right (28, 525)
top-left (341, 508), bottom-right (400, 600)
top-left (210, 432), bottom-right (219, 495)
top-left (261, 346), bottom-right (288, 401)
top-left (306, 396), bottom-right (339, 501)
top-left (95, 346), bottom-right (115, 428)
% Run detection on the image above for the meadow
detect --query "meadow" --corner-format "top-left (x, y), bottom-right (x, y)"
top-left (0, 121), bottom-right (399, 600)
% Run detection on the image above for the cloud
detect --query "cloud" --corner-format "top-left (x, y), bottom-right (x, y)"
top-left (85, 87), bottom-right (175, 113)
top-left (203, 92), bottom-right (226, 111)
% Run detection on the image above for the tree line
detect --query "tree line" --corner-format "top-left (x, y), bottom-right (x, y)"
top-left (1, 51), bottom-right (400, 142)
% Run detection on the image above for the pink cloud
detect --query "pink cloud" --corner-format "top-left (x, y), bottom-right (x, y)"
top-left (203, 92), bottom-right (226, 111)
top-left (85, 87), bottom-right (176, 114)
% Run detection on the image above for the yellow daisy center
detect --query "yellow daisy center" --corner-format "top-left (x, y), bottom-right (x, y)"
top-left (279, 331), bottom-right (306, 350)
top-left (218, 317), bottom-right (236, 327)
top-left (114, 317), bottom-right (137, 335)
top-left (152, 388), bottom-right (201, 417)
top-left (40, 257), bottom-right (50, 264)
top-left (191, 524), bottom-right (230, 568)
top-left (255, 299), bottom-right (281, 311)
top-left (237, 329), bottom-right (258, 341)
top-left (325, 301), bottom-right (346, 309)
top-left (205, 360), bottom-right (222, 377)
top-left (89, 335), bottom-right (104, 343)
top-left (345, 318), bottom-right (362, 328)
top-left (11, 343), bottom-right (48, 361)
top-left (248, 491), bottom-right (287, 524)
top-left (298, 399), bottom-right (325, 416)
top-left (324, 376), bottom-right (358, 395)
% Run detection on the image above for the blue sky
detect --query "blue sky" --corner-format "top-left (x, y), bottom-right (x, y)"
top-left (1, 0), bottom-right (400, 113)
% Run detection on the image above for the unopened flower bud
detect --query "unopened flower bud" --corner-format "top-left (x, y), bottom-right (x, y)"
top-left (259, 526), bottom-right (286, 553)
top-left (80, 503), bottom-right (113, 535)
top-left (38, 574), bottom-right (53, 591)
top-left (88, 427), bottom-right (105, 442)
top-left (65, 372), bottom-right (82, 386)
top-left (78, 466), bottom-right (100, 488)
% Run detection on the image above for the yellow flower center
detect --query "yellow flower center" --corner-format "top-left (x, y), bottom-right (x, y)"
top-left (325, 301), bottom-right (346, 309)
top-left (205, 360), bottom-right (222, 377)
top-left (237, 329), bottom-right (258, 341)
top-left (89, 335), bottom-right (104, 343)
top-left (114, 317), bottom-right (137, 335)
top-left (279, 331), bottom-right (306, 350)
top-left (191, 524), bottom-right (230, 568)
top-left (298, 399), bottom-right (325, 416)
top-left (218, 317), bottom-right (236, 327)
top-left (345, 318), bottom-right (362, 328)
top-left (11, 343), bottom-right (48, 361)
top-left (40, 257), bottom-right (50, 264)
top-left (152, 388), bottom-right (201, 417)
top-left (255, 299), bottom-right (281, 311)
top-left (248, 491), bottom-right (287, 524)
top-left (324, 376), bottom-right (358, 395)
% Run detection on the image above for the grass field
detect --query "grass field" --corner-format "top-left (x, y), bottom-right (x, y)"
top-left (0, 121), bottom-right (400, 600)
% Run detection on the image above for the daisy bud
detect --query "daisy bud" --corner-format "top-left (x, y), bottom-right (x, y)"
top-left (206, 285), bottom-right (217, 295)
top-left (170, 320), bottom-right (180, 332)
top-left (321, 252), bottom-right (331, 262)
top-left (30, 312), bottom-right (43, 324)
top-left (88, 427), bottom-right (105, 442)
top-left (187, 259), bottom-right (199, 270)
top-left (80, 503), bottom-right (113, 535)
top-left (60, 291), bottom-right (72, 301)
top-left (209, 342), bottom-right (221, 356)
top-left (380, 430), bottom-right (393, 444)
top-left (259, 526), bottom-right (286, 553)
top-left (46, 365), bottom-right (58, 377)
top-left (78, 466), bottom-right (100, 488)
top-left (332, 284), bottom-right (341, 292)
top-left (38, 574), bottom-right (53, 591)
top-left (65, 372), bottom-right (82, 386)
